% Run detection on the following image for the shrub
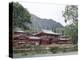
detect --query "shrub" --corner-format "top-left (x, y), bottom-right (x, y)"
top-left (13, 50), bottom-right (25, 54)
top-left (71, 45), bottom-right (78, 51)
top-left (49, 47), bottom-right (59, 53)
top-left (33, 45), bottom-right (47, 54)
top-left (61, 48), bottom-right (69, 52)
top-left (60, 45), bottom-right (78, 52)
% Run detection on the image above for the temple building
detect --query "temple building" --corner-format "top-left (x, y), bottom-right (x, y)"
top-left (13, 29), bottom-right (72, 48)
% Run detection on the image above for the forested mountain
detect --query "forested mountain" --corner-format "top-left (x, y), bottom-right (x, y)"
top-left (10, 2), bottom-right (63, 33)
top-left (30, 14), bottom-right (63, 32)
top-left (9, 2), bottom-right (31, 30)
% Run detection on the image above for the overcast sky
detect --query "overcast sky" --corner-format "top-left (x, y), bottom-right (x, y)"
top-left (19, 2), bottom-right (66, 26)
top-left (12, 0), bottom-right (68, 26)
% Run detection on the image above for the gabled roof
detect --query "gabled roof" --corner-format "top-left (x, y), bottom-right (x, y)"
top-left (33, 29), bottom-right (61, 35)
top-left (59, 38), bottom-right (70, 40)
top-left (42, 29), bottom-right (61, 35)
top-left (13, 27), bottom-right (25, 33)
top-left (28, 36), bottom-right (41, 39)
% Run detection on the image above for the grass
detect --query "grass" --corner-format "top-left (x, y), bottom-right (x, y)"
top-left (13, 44), bottom-right (78, 56)
top-left (49, 44), bottom-right (78, 53)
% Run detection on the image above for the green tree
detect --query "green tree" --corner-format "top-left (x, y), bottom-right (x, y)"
top-left (63, 5), bottom-right (78, 24)
top-left (55, 27), bottom-right (64, 35)
top-left (63, 5), bottom-right (78, 44)
top-left (9, 2), bottom-right (31, 30)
